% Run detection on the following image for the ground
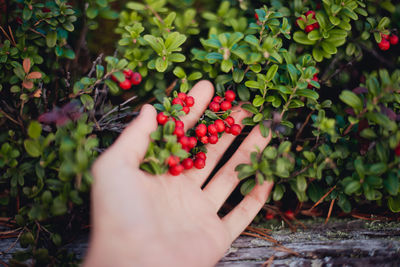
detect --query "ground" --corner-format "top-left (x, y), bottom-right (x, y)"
top-left (1, 218), bottom-right (400, 266)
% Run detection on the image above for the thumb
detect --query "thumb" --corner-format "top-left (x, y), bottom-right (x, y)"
top-left (111, 104), bottom-right (157, 166)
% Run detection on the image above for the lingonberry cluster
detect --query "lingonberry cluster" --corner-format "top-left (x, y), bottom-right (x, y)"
top-left (296, 10), bottom-right (320, 33)
top-left (155, 91), bottom-right (242, 176)
top-left (111, 69), bottom-right (142, 90)
top-left (378, 33), bottom-right (398, 51)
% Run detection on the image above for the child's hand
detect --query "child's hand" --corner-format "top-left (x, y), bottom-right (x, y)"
top-left (85, 80), bottom-right (273, 267)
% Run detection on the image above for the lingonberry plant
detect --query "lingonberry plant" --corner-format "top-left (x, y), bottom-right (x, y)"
top-left (1, 0), bottom-right (400, 265)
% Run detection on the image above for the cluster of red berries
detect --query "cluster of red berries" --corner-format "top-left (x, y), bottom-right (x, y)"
top-left (155, 91), bottom-right (242, 176)
top-left (296, 10), bottom-right (320, 33)
top-left (195, 116), bottom-right (242, 145)
top-left (172, 92), bottom-right (195, 114)
top-left (209, 90), bottom-right (236, 112)
top-left (308, 73), bottom-right (319, 89)
top-left (111, 69), bottom-right (142, 90)
top-left (378, 33), bottom-right (398, 51)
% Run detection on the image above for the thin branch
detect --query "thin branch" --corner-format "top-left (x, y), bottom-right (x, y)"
top-left (325, 198), bottom-right (336, 224)
top-left (295, 110), bottom-right (314, 141)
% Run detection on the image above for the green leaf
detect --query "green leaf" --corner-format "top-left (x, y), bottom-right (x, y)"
top-left (266, 64), bottom-right (278, 82)
top-left (46, 31), bottom-right (57, 48)
top-left (105, 80), bottom-right (120, 95)
top-left (297, 176), bottom-right (307, 192)
top-left (155, 57), bottom-right (168, 72)
top-left (233, 69), bottom-right (245, 83)
top-left (293, 31), bottom-right (317, 45)
top-left (80, 94), bottom-right (95, 110)
top-left (296, 89), bottom-right (319, 100)
top-left (169, 53), bottom-right (186, 62)
top-left (28, 121), bottom-right (42, 139)
top-left (24, 139), bottom-right (41, 157)
top-left (240, 179), bottom-right (256, 195)
top-left (253, 95), bottom-right (265, 107)
top-left (344, 180), bottom-right (361, 195)
top-left (221, 59), bottom-right (233, 73)
top-left (143, 35), bottom-right (163, 54)
top-left (188, 72), bottom-right (202, 81)
top-left (388, 196), bottom-right (400, 212)
top-left (241, 104), bottom-right (258, 114)
top-left (127, 2), bottom-right (146, 10)
top-left (360, 128), bottom-right (377, 139)
top-left (273, 184), bottom-right (285, 201)
top-left (339, 90), bottom-right (363, 112)
top-left (173, 66), bottom-right (186, 79)
top-left (383, 173), bottom-right (399, 196)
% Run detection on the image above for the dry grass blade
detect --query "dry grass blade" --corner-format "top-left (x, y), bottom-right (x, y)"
top-left (272, 245), bottom-right (300, 256)
top-left (262, 255), bottom-right (275, 267)
top-left (325, 198), bottom-right (335, 224)
top-left (241, 232), bottom-right (278, 244)
top-left (307, 185), bottom-right (336, 212)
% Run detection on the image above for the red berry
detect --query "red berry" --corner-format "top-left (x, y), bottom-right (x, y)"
top-left (254, 13), bottom-right (259, 20)
top-left (225, 116), bottom-right (235, 126)
top-left (389, 34), bottom-right (399, 45)
top-left (175, 120), bottom-right (184, 128)
top-left (230, 124), bottom-right (242, 136)
top-left (305, 10), bottom-right (316, 18)
top-left (200, 136), bottom-right (209, 144)
top-left (194, 158), bottom-right (206, 169)
top-left (172, 98), bottom-right (184, 106)
top-left (381, 33), bottom-right (389, 40)
top-left (284, 210), bottom-right (295, 220)
top-left (119, 79), bottom-right (132, 90)
top-left (312, 22), bottom-right (320, 29)
top-left (213, 96), bottom-right (222, 103)
top-left (225, 127), bottom-right (231, 134)
top-left (42, 7), bottom-right (51, 12)
top-left (195, 124), bottom-right (207, 137)
top-left (169, 164), bottom-right (184, 176)
top-left (157, 112), bottom-right (169, 125)
top-left (183, 106), bottom-right (190, 114)
top-left (174, 127), bottom-right (185, 137)
top-left (220, 101), bottom-right (232, 111)
top-left (196, 152), bottom-right (206, 160)
top-left (178, 92), bottom-right (187, 101)
top-left (167, 155), bottom-right (180, 167)
top-left (209, 101), bottom-right (220, 112)
top-left (179, 136), bottom-right (190, 148)
top-left (305, 25), bottom-right (314, 33)
top-left (225, 90), bottom-right (236, 102)
top-left (214, 119), bottom-right (225, 133)
top-left (188, 137), bottom-right (197, 148)
top-left (185, 96), bottom-right (195, 107)
top-left (111, 74), bottom-right (119, 82)
top-left (207, 124), bottom-right (218, 135)
top-left (131, 72), bottom-right (142, 85)
top-left (123, 69), bottom-right (133, 79)
top-left (209, 135), bottom-right (218, 144)
top-left (182, 158), bottom-right (194, 170)
top-left (265, 212), bottom-right (275, 220)
top-left (395, 143), bottom-right (400, 156)
top-left (378, 39), bottom-right (390, 51)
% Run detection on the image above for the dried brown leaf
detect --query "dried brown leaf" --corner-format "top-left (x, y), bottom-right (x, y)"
top-left (27, 71), bottom-right (42, 79)
top-left (23, 58), bottom-right (31, 74)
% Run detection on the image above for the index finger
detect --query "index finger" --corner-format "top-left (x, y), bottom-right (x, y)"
top-left (179, 80), bottom-right (214, 131)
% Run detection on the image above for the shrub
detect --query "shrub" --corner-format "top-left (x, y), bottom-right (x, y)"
top-left (1, 0), bottom-right (400, 264)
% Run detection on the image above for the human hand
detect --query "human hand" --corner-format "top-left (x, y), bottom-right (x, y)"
top-left (84, 80), bottom-right (273, 267)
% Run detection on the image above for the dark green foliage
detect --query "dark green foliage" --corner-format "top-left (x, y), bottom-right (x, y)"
top-left (1, 0), bottom-right (400, 265)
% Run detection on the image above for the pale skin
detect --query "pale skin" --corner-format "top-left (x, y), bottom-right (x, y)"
top-left (84, 80), bottom-right (273, 267)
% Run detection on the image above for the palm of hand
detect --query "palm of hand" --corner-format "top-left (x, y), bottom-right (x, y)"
top-left (86, 81), bottom-right (273, 267)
